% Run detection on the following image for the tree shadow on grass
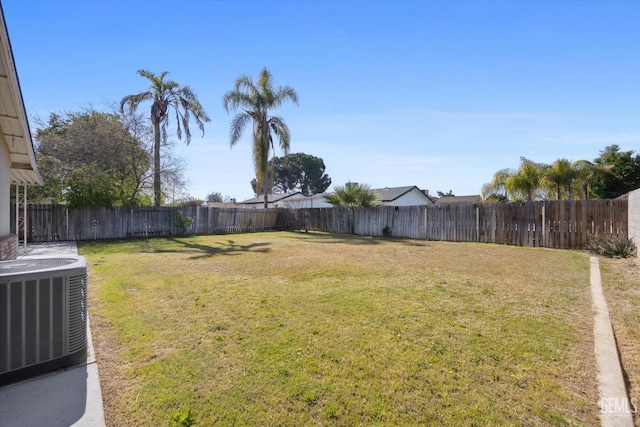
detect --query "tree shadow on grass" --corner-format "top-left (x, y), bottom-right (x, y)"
top-left (286, 230), bottom-right (382, 245)
top-left (144, 237), bottom-right (271, 259)
top-left (285, 230), bottom-right (429, 247)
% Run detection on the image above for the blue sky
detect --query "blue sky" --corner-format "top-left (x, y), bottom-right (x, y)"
top-left (3, 0), bottom-right (639, 201)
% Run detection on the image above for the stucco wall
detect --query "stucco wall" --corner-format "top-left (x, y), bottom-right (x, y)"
top-left (629, 188), bottom-right (640, 246)
top-left (385, 189), bottom-right (432, 207)
top-left (279, 196), bottom-right (332, 209)
top-left (0, 137), bottom-right (10, 237)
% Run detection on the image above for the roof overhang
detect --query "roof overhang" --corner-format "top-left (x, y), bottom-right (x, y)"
top-left (0, 4), bottom-right (42, 186)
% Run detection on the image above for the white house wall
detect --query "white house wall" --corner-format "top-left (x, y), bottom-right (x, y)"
top-left (629, 188), bottom-right (640, 245)
top-left (280, 189), bottom-right (432, 208)
top-left (279, 197), bottom-right (332, 209)
top-left (385, 188), bottom-right (431, 206)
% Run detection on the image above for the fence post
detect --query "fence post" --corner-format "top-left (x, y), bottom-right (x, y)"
top-left (475, 206), bottom-right (480, 242)
top-left (610, 201), bottom-right (614, 235)
top-left (541, 203), bottom-right (545, 248)
top-left (196, 206), bottom-right (201, 234)
top-left (491, 208), bottom-right (496, 243)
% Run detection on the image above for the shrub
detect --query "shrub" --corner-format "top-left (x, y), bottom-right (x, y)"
top-left (588, 235), bottom-right (637, 258)
top-left (174, 211), bottom-right (194, 235)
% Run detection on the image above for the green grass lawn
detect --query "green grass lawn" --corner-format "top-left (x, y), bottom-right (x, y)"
top-left (81, 232), bottom-right (599, 426)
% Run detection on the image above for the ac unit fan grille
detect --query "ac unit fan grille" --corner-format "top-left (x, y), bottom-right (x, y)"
top-left (68, 273), bottom-right (88, 353)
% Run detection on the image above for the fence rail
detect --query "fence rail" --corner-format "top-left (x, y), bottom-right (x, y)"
top-left (11, 199), bottom-right (628, 250)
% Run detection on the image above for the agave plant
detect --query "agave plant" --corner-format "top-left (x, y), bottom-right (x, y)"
top-left (587, 235), bottom-right (637, 258)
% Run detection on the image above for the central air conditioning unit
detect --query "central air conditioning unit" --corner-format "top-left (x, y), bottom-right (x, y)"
top-left (0, 257), bottom-right (88, 386)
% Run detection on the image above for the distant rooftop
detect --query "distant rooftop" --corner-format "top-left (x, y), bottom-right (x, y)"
top-left (239, 192), bottom-right (303, 205)
top-left (435, 195), bottom-right (482, 204)
top-left (240, 186), bottom-right (435, 205)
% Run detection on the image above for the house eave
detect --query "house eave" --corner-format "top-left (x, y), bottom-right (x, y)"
top-left (0, 4), bottom-right (42, 187)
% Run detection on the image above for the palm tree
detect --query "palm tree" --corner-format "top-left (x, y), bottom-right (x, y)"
top-left (573, 159), bottom-right (607, 200)
top-left (223, 67), bottom-right (298, 208)
top-left (542, 158), bottom-right (577, 200)
top-left (482, 168), bottom-right (514, 202)
top-left (505, 158), bottom-right (545, 201)
top-left (324, 182), bottom-right (378, 207)
top-left (121, 70), bottom-right (210, 207)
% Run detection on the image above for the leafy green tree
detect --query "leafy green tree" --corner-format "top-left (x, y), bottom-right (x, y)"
top-left (324, 182), bottom-right (378, 207)
top-left (573, 159), bottom-right (602, 200)
top-left (121, 70), bottom-right (210, 207)
top-left (436, 190), bottom-right (455, 197)
top-left (177, 197), bottom-right (204, 207)
top-left (28, 154), bottom-right (65, 204)
top-left (34, 109), bottom-right (152, 206)
top-left (591, 145), bottom-right (640, 199)
top-left (66, 165), bottom-right (119, 207)
top-left (223, 67), bottom-right (299, 208)
top-left (206, 192), bottom-right (224, 203)
top-left (272, 153), bottom-right (331, 195)
top-left (249, 153), bottom-right (330, 197)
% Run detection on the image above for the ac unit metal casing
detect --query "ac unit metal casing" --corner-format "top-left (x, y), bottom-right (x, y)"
top-left (0, 257), bottom-right (88, 385)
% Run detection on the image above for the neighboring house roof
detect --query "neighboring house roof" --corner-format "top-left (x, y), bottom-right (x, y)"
top-left (239, 192), bottom-right (303, 205)
top-left (277, 192), bottom-right (332, 208)
top-left (204, 202), bottom-right (244, 209)
top-left (435, 195), bottom-right (482, 204)
top-left (0, 6), bottom-right (42, 186)
top-left (277, 193), bottom-right (305, 203)
top-left (283, 186), bottom-right (434, 207)
top-left (281, 192), bottom-right (326, 202)
top-left (240, 186), bottom-right (436, 207)
top-left (372, 186), bottom-right (434, 204)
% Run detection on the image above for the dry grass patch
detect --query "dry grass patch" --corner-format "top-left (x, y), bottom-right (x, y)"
top-left (81, 232), bottom-right (599, 426)
top-left (599, 256), bottom-right (640, 425)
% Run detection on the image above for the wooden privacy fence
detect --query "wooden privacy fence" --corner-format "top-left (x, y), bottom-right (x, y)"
top-left (13, 199), bottom-right (628, 249)
top-left (14, 205), bottom-right (286, 242)
top-left (289, 199), bottom-right (628, 249)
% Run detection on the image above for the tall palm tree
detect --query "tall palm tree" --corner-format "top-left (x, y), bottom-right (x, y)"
top-left (223, 67), bottom-right (298, 208)
top-left (121, 70), bottom-right (210, 207)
